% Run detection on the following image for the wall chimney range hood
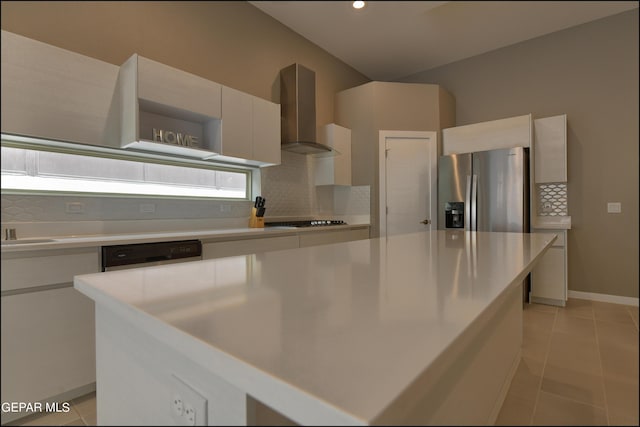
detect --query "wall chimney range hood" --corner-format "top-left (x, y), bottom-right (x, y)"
top-left (280, 63), bottom-right (335, 156)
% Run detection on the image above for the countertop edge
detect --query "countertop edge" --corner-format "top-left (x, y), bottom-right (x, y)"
top-left (1, 224), bottom-right (371, 253)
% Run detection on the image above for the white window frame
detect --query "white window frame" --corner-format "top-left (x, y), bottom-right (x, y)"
top-left (1, 134), bottom-right (255, 200)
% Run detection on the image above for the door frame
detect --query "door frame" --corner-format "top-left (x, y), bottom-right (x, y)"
top-left (378, 130), bottom-right (438, 237)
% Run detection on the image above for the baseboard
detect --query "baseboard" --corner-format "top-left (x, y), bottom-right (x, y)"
top-left (568, 290), bottom-right (639, 307)
top-left (530, 296), bottom-right (566, 307)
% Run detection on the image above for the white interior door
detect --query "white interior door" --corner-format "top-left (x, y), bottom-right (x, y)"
top-left (379, 131), bottom-right (437, 237)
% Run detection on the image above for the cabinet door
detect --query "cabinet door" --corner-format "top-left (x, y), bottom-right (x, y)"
top-left (534, 115), bottom-right (567, 183)
top-left (137, 56), bottom-right (222, 119)
top-left (220, 86), bottom-right (253, 159)
top-left (1, 30), bottom-right (119, 146)
top-left (531, 230), bottom-right (567, 305)
top-left (1, 249), bottom-right (100, 292)
top-left (1, 248), bottom-right (100, 418)
top-left (299, 228), bottom-right (369, 248)
top-left (118, 54), bottom-right (223, 156)
top-left (531, 247), bottom-right (565, 302)
top-left (202, 236), bottom-right (298, 259)
top-left (315, 124), bottom-right (352, 185)
top-left (1, 288), bottom-right (96, 412)
top-left (253, 97), bottom-right (281, 165)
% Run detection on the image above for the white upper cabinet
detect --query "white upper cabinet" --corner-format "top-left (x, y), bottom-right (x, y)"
top-left (217, 86), bottom-right (281, 167)
top-left (116, 54), bottom-right (222, 159)
top-left (252, 96), bottom-right (281, 166)
top-left (315, 124), bottom-right (352, 185)
top-left (534, 115), bottom-right (567, 183)
top-left (442, 114), bottom-right (532, 155)
top-left (1, 30), bottom-right (119, 146)
top-left (219, 86), bottom-right (253, 160)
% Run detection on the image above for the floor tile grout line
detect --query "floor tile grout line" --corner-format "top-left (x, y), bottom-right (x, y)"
top-left (536, 388), bottom-right (609, 411)
top-left (528, 303), bottom-right (557, 426)
top-left (625, 306), bottom-right (639, 331)
top-left (593, 312), bottom-right (611, 426)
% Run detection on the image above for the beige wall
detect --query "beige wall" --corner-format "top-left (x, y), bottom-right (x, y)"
top-left (402, 10), bottom-right (639, 299)
top-left (0, 1), bottom-right (370, 224)
top-left (335, 82), bottom-right (455, 237)
top-left (0, 1), bottom-right (369, 128)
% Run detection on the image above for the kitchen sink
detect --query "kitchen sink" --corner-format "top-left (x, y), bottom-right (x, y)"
top-left (1, 238), bottom-right (56, 245)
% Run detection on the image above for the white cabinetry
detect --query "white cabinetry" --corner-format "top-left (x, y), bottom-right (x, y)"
top-left (0, 248), bottom-right (100, 424)
top-left (315, 124), bottom-right (352, 186)
top-left (252, 96), bottom-right (281, 166)
top-left (203, 227), bottom-right (370, 258)
top-left (534, 114), bottom-right (567, 183)
top-left (219, 86), bottom-right (253, 160)
top-left (442, 114), bottom-right (532, 155)
top-left (530, 230), bottom-right (568, 306)
top-left (116, 54), bottom-right (222, 158)
top-left (217, 86), bottom-right (281, 166)
top-left (1, 30), bottom-right (119, 146)
top-left (298, 227), bottom-right (370, 248)
top-left (202, 235), bottom-right (298, 259)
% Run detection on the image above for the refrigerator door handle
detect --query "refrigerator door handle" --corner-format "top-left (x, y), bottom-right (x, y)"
top-left (471, 174), bottom-right (478, 231)
top-left (465, 175), bottom-right (472, 230)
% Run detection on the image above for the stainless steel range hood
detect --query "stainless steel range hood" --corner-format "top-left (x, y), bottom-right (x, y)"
top-left (280, 64), bottom-right (334, 155)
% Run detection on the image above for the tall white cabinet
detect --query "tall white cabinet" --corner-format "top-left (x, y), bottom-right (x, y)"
top-left (531, 114), bottom-right (570, 307)
top-left (534, 115), bottom-right (567, 183)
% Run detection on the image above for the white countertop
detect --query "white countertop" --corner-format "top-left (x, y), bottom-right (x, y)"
top-left (75, 230), bottom-right (555, 424)
top-left (533, 216), bottom-right (571, 229)
top-left (0, 223), bottom-right (370, 253)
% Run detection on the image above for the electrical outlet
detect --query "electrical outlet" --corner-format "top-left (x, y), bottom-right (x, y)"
top-left (172, 394), bottom-right (184, 417)
top-left (542, 202), bottom-right (552, 213)
top-left (607, 202), bottom-right (622, 213)
top-left (170, 375), bottom-right (207, 426)
top-left (219, 204), bottom-right (232, 213)
top-left (65, 202), bottom-right (85, 214)
top-left (184, 404), bottom-right (196, 426)
top-left (140, 203), bottom-right (156, 213)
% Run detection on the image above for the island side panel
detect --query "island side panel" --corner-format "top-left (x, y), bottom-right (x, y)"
top-left (372, 284), bottom-right (522, 425)
top-left (94, 305), bottom-right (256, 426)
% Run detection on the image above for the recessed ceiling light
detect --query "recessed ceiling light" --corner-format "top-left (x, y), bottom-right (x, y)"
top-left (353, 1), bottom-right (366, 10)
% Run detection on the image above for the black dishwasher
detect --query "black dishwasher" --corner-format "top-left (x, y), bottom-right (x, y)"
top-left (101, 240), bottom-right (203, 272)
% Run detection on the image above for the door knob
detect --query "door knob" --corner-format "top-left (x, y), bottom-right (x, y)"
top-left (421, 219), bottom-right (431, 225)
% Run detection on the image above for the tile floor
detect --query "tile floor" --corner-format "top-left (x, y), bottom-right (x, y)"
top-left (5, 392), bottom-right (96, 426)
top-left (496, 298), bottom-right (639, 426)
top-left (7, 298), bottom-right (639, 426)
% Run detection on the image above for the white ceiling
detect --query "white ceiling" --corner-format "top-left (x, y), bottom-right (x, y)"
top-left (250, 1), bottom-right (639, 81)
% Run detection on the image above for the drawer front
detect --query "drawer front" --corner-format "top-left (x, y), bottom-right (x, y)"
top-left (1, 287), bottom-right (95, 407)
top-left (348, 227), bottom-right (370, 241)
top-left (534, 230), bottom-right (565, 247)
top-left (1, 250), bottom-right (100, 292)
top-left (203, 235), bottom-right (299, 260)
top-left (531, 246), bottom-right (566, 301)
top-left (299, 228), bottom-right (369, 248)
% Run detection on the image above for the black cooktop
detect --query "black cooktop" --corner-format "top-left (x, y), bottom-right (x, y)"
top-left (265, 220), bottom-right (347, 228)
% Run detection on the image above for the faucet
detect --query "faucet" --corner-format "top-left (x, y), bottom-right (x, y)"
top-left (5, 228), bottom-right (17, 240)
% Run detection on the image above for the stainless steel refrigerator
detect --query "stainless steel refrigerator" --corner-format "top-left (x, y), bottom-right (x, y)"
top-left (438, 147), bottom-right (529, 233)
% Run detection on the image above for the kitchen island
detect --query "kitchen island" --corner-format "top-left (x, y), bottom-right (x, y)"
top-left (74, 230), bottom-right (555, 426)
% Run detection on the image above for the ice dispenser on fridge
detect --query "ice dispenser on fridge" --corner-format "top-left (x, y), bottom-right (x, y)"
top-left (445, 202), bottom-right (464, 228)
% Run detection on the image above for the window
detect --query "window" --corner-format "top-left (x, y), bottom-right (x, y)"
top-left (1, 136), bottom-right (251, 199)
